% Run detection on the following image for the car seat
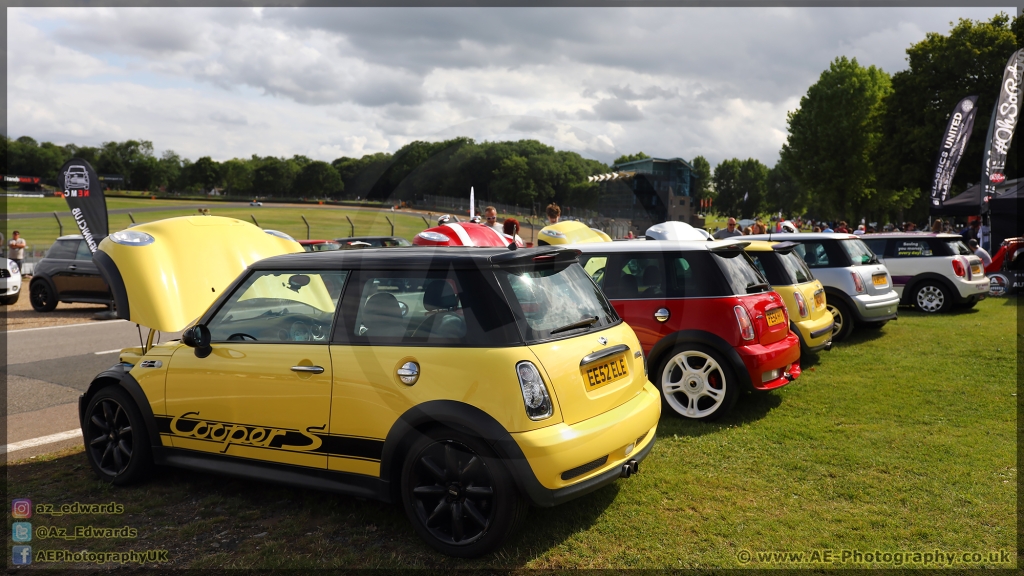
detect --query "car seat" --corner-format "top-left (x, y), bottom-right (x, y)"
top-left (361, 292), bottom-right (406, 337)
top-left (641, 266), bottom-right (663, 295)
top-left (412, 280), bottom-right (466, 339)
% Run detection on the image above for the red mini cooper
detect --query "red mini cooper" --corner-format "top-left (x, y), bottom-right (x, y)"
top-left (575, 239), bottom-right (801, 421)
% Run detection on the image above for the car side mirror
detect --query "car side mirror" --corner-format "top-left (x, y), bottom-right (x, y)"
top-left (182, 324), bottom-right (212, 358)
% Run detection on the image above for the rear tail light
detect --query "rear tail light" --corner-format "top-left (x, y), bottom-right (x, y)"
top-left (515, 361), bottom-right (553, 420)
top-left (734, 305), bottom-right (755, 341)
top-left (793, 292), bottom-right (808, 317)
top-left (851, 272), bottom-right (864, 293)
top-left (952, 258), bottom-right (966, 277)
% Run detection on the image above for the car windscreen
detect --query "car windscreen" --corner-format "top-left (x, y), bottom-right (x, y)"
top-left (839, 239), bottom-right (876, 265)
top-left (494, 262), bottom-right (619, 343)
top-left (713, 252), bottom-right (771, 294)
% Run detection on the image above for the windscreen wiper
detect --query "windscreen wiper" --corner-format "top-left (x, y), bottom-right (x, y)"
top-left (550, 315), bottom-right (599, 335)
top-left (746, 283), bottom-right (771, 293)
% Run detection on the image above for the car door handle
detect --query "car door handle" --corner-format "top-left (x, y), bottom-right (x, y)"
top-left (68, 265), bottom-right (77, 270)
top-left (291, 365), bottom-right (324, 374)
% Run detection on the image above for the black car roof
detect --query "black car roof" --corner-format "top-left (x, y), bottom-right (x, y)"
top-left (253, 246), bottom-right (578, 271)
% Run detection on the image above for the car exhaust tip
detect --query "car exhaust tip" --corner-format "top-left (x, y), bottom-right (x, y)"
top-left (620, 459), bottom-right (640, 478)
top-left (824, 340), bottom-right (833, 351)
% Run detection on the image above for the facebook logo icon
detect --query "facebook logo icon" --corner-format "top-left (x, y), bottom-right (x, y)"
top-left (11, 523), bottom-right (31, 542)
top-left (12, 545), bottom-right (32, 565)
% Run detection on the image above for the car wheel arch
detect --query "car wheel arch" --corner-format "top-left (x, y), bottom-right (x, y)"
top-left (647, 330), bottom-right (753, 393)
top-left (903, 273), bottom-right (959, 305)
top-left (380, 400), bottom-right (535, 504)
top-left (80, 368), bottom-right (163, 459)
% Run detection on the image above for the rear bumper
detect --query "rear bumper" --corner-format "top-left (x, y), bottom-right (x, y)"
top-left (954, 277), bottom-right (989, 300)
top-left (852, 291), bottom-right (900, 322)
top-left (737, 331), bottom-right (802, 391)
top-left (794, 315), bottom-right (834, 351)
top-left (510, 382), bottom-right (660, 505)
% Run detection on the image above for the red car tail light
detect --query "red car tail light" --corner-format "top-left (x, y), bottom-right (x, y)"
top-left (793, 292), bottom-right (808, 317)
top-left (851, 271), bottom-right (864, 293)
top-left (952, 258), bottom-right (966, 277)
top-left (734, 305), bottom-right (755, 341)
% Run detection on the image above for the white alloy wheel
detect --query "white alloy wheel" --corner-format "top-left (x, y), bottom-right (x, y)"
top-left (915, 284), bottom-right (946, 313)
top-left (827, 304), bottom-right (843, 336)
top-left (661, 350), bottom-right (728, 419)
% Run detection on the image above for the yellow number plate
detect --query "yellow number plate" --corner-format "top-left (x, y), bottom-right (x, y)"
top-left (766, 307), bottom-right (785, 326)
top-left (583, 354), bottom-right (629, 391)
top-left (814, 291), bottom-right (825, 308)
top-left (971, 264), bottom-right (982, 276)
top-left (872, 273), bottom-right (888, 286)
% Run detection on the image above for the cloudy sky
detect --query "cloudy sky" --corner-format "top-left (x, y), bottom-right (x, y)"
top-left (6, 6), bottom-right (1011, 168)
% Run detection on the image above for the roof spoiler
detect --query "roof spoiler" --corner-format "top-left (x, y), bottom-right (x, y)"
top-left (771, 241), bottom-right (799, 254)
top-left (488, 246), bottom-right (581, 266)
top-left (708, 241), bottom-right (750, 258)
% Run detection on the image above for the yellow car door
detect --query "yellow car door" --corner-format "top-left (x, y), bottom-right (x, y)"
top-left (164, 269), bottom-right (346, 470)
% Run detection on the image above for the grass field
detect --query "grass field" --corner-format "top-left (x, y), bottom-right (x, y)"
top-left (5, 298), bottom-right (1017, 569)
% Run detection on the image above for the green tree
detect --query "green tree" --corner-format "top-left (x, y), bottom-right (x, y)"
top-left (294, 161), bottom-right (344, 198)
top-left (690, 155), bottom-right (712, 199)
top-left (252, 157), bottom-right (299, 197)
top-left (190, 156), bottom-right (222, 193)
top-left (491, 154), bottom-right (537, 207)
top-left (613, 151), bottom-right (650, 165)
top-left (875, 14), bottom-right (1021, 221)
top-left (780, 56), bottom-right (891, 221)
top-left (765, 158), bottom-right (807, 217)
top-left (96, 140), bottom-right (155, 189)
top-left (712, 158), bottom-right (768, 218)
top-left (221, 158), bottom-right (254, 196)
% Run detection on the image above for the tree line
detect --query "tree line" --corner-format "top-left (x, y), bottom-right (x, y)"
top-left (1, 135), bottom-right (610, 211)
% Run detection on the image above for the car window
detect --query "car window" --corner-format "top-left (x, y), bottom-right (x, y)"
top-left (893, 239), bottom-right (933, 258)
top-left (494, 263), bottom-right (618, 343)
top-left (75, 241), bottom-right (94, 260)
top-left (206, 270), bottom-right (347, 343)
top-left (46, 240), bottom-right (80, 260)
top-left (748, 253), bottom-right (769, 279)
top-left (861, 238), bottom-right (886, 256)
top-left (791, 242), bottom-right (831, 268)
top-left (714, 252), bottom-right (770, 294)
top-left (840, 239), bottom-right (875, 265)
top-left (665, 252), bottom-right (719, 297)
top-left (337, 268), bottom-right (519, 347)
top-left (382, 238), bottom-right (411, 247)
top-left (945, 240), bottom-right (970, 256)
top-left (580, 255), bottom-right (608, 289)
top-left (777, 251), bottom-right (814, 284)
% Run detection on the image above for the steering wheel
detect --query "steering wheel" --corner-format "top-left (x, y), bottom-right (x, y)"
top-left (289, 321), bottom-right (312, 342)
top-left (227, 333), bottom-right (258, 341)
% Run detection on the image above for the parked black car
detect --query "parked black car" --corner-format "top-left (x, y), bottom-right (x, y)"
top-left (334, 236), bottom-right (412, 247)
top-left (29, 235), bottom-right (112, 312)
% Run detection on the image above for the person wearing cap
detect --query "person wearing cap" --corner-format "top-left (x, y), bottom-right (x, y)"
top-left (713, 217), bottom-right (742, 239)
top-left (968, 239), bottom-right (992, 268)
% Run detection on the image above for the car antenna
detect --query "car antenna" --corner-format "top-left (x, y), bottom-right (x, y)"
top-left (507, 241), bottom-right (518, 251)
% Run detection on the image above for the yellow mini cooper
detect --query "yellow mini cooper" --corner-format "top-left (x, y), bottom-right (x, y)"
top-left (81, 216), bottom-right (660, 557)
top-left (743, 241), bottom-right (834, 353)
top-left (537, 220), bottom-right (612, 245)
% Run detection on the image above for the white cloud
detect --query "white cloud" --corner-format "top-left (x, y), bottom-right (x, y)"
top-left (6, 6), bottom-right (1012, 169)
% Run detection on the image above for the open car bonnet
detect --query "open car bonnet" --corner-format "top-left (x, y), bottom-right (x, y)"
top-left (94, 216), bottom-right (303, 332)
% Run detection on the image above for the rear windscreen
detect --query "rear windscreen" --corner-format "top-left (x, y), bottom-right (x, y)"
top-left (945, 240), bottom-right (970, 256)
top-left (494, 262), bottom-right (620, 344)
top-left (713, 252), bottom-right (771, 295)
top-left (840, 239), bottom-right (875, 265)
top-left (778, 251), bottom-right (814, 284)
top-left (748, 251), bottom-right (814, 286)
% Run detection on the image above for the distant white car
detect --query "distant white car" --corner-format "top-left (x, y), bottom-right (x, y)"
top-left (2, 258), bottom-right (22, 305)
top-left (249, 201), bottom-right (263, 207)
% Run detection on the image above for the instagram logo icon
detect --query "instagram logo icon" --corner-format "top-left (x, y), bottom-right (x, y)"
top-left (11, 499), bottom-right (32, 519)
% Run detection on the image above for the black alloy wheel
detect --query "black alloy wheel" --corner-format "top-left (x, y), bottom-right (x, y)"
top-left (401, 430), bottom-right (527, 557)
top-left (29, 281), bottom-right (57, 312)
top-left (83, 387), bottom-right (151, 485)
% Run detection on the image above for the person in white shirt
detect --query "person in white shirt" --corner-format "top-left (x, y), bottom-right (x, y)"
top-left (968, 239), bottom-right (992, 268)
top-left (482, 206), bottom-right (503, 233)
top-left (8, 231), bottom-right (26, 272)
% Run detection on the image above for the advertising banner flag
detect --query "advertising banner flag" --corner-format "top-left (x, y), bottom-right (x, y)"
top-left (981, 49), bottom-right (1024, 213)
top-left (57, 158), bottom-right (108, 252)
top-left (929, 95), bottom-right (979, 206)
